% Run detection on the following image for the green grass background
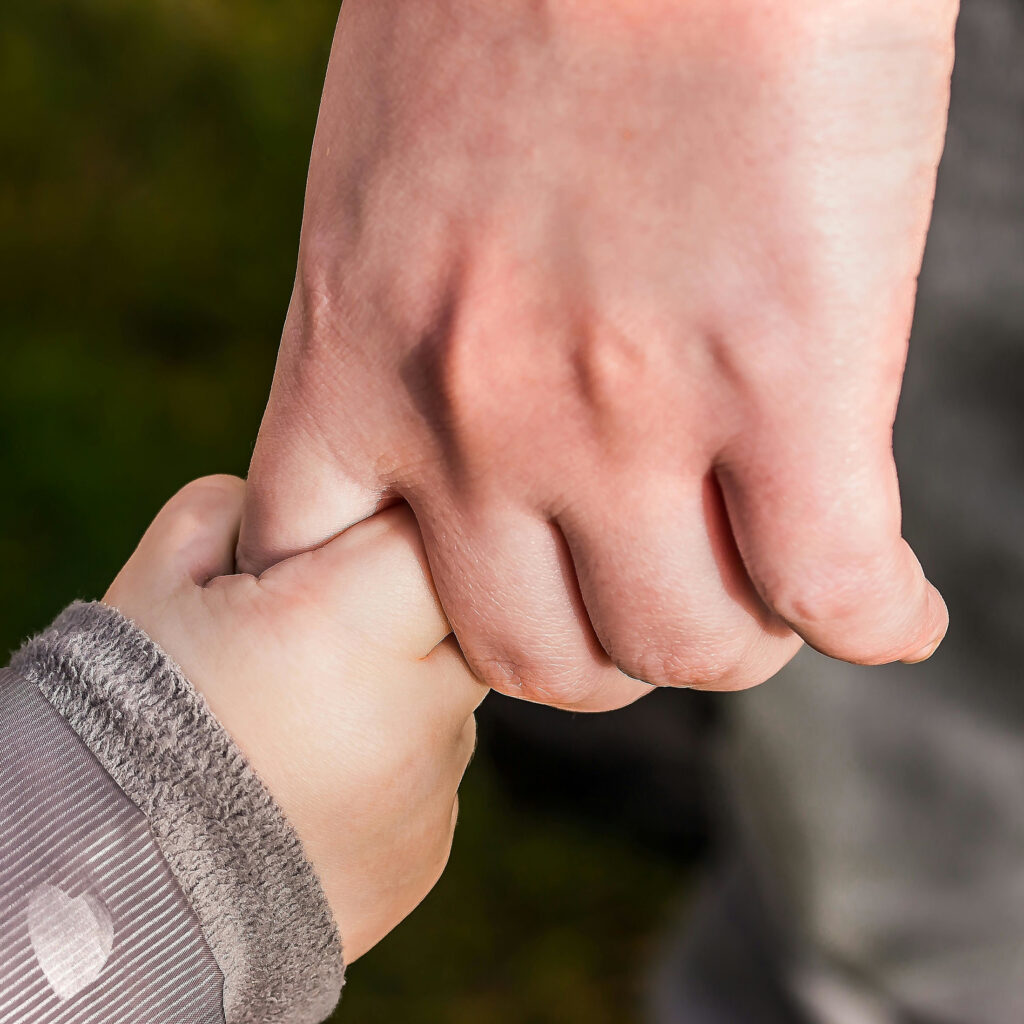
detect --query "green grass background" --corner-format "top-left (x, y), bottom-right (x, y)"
top-left (0, 2), bottom-right (688, 1019)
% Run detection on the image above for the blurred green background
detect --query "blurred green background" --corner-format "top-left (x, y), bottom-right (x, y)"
top-left (0, 2), bottom-right (696, 1019)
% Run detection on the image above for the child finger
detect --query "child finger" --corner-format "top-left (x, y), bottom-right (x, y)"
top-left (139, 476), bottom-right (246, 587)
top-left (266, 504), bottom-right (452, 657)
top-left (422, 635), bottom-right (490, 726)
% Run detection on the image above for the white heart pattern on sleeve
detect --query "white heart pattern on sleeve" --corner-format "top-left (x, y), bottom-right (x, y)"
top-left (27, 883), bottom-right (115, 1002)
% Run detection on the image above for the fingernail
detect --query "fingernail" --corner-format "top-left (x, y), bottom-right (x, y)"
top-left (902, 635), bottom-right (944, 665)
top-left (625, 673), bottom-right (660, 688)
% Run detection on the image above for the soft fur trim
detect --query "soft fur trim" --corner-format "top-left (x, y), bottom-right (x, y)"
top-left (12, 602), bottom-right (344, 1024)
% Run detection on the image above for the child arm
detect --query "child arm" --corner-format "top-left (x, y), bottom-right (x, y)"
top-left (0, 478), bottom-right (484, 1023)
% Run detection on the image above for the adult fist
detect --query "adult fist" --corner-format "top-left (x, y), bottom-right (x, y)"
top-left (240, 0), bottom-right (956, 710)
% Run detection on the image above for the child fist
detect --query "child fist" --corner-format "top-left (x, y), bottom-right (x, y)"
top-left (106, 476), bottom-right (486, 963)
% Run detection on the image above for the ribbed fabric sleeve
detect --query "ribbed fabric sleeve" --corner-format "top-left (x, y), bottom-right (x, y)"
top-left (11, 602), bottom-right (344, 1024)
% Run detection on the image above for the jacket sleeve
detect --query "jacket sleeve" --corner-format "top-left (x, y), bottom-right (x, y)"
top-left (0, 602), bottom-right (344, 1024)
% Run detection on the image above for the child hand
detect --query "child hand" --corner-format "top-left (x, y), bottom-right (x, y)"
top-left (105, 475), bottom-right (486, 962)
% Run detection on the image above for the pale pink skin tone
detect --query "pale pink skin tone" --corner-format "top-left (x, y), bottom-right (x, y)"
top-left (106, 477), bottom-right (486, 962)
top-left (240, 0), bottom-right (958, 712)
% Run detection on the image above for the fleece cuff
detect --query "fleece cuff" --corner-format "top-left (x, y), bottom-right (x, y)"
top-left (11, 602), bottom-right (344, 1024)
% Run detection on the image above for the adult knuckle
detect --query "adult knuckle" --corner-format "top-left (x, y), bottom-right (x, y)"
top-left (569, 322), bottom-right (672, 452)
top-left (469, 656), bottom-right (516, 693)
top-left (573, 322), bottom-right (650, 406)
top-left (433, 321), bottom-right (506, 445)
top-left (613, 640), bottom-right (740, 690)
top-left (685, 643), bottom-right (751, 690)
top-left (521, 672), bottom-right (596, 708)
top-left (476, 655), bottom-right (597, 708)
top-left (764, 551), bottom-right (891, 629)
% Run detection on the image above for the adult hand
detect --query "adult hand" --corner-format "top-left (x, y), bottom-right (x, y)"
top-left (240, 0), bottom-right (957, 711)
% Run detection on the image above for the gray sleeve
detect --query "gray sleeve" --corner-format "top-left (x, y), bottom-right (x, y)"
top-left (2, 601), bottom-right (344, 1024)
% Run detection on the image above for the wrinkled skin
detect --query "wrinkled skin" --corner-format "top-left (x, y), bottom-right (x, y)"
top-left (240, 0), bottom-right (958, 711)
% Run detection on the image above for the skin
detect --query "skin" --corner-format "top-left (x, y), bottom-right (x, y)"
top-left (239, 0), bottom-right (959, 712)
top-left (105, 476), bottom-right (487, 962)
